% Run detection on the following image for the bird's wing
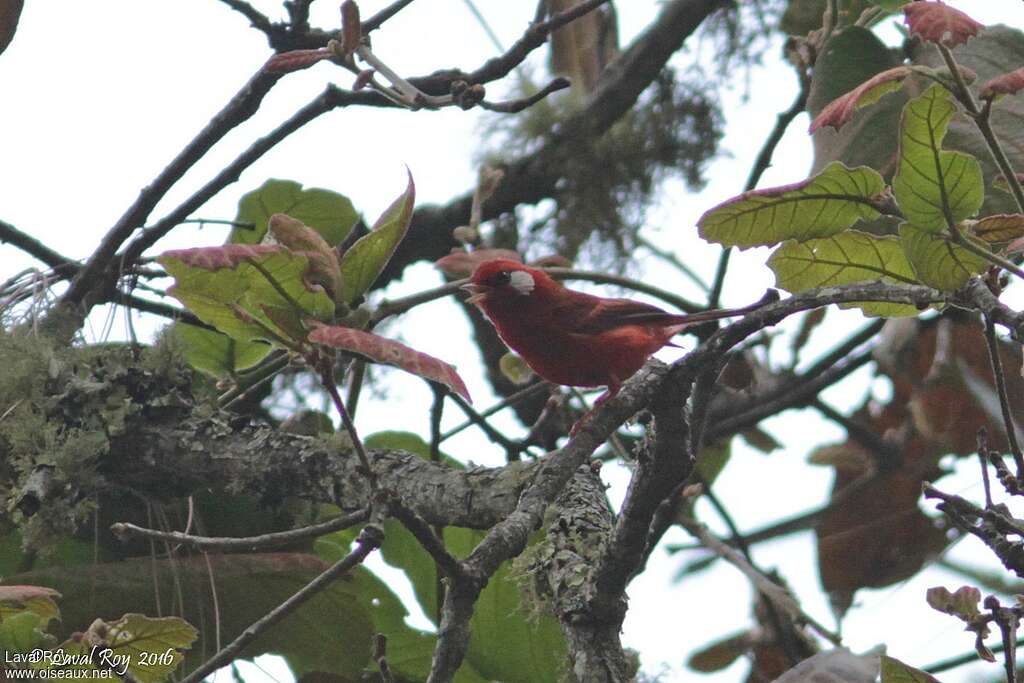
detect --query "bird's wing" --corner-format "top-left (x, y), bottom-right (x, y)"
top-left (550, 294), bottom-right (677, 335)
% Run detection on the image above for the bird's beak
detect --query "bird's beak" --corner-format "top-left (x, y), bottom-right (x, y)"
top-left (461, 283), bottom-right (491, 305)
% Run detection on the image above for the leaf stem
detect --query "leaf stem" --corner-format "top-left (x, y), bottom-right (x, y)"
top-left (950, 230), bottom-right (1024, 281)
top-left (937, 44), bottom-right (1024, 213)
top-left (318, 357), bottom-right (377, 490)
top-left (983, 316), bottom-right (1024, 476)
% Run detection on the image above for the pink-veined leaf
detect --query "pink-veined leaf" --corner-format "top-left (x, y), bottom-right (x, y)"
top-left (264, 49), bottom-right (333, 73)
top-left (310, 325), bottom-right (471, 402)
top-left (903, 2), bottom-right (983, 49)
top-left (159, 245), bottom-right (334, 345)
top-left (434, 248), bottom-right (523, 278)
top-left (269, 213), bottom-right (341, 300)
top-left (981, 67), bottom-right (1024, 99)
top-left (811, 67), bottom-right (912, 132)
top-left (0, 585), bottom-right (61, 603)
top-left (161, 244), bottom-right (284, 271)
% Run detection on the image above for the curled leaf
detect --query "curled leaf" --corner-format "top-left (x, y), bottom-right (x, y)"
top-left (968, 214), bottom-right (1024, 244)
top-left (340, 0), bottom-right (362, 57)
top-left (310, 325), bottom-right (471, 402)
top-left (264, 49), bottom-right (334, 73)
top-left (903, 2), bottom-right (983, 49)
top-left (162, 244), bottom-right (282, 270)
top-left (811, 67), bottom-right (912, 132)
top-left (925, 585), bottom-right (982, 621)
top-left (269, 213), bottom-right (341, 300)
top-left (981, 67), bottom-right (1024, 99)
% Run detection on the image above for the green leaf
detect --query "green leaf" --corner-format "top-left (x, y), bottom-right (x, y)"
top-left (232, 179), bottom-right (359, 247)
top-left (159, 245), bottom-right (334, 345)
top-left (6, 554), bottom-right (376, 679)
top-left (698, 162), bottom-right (884, 248)
top-left (0, 611), bottom-right (56, 654)
top-left (339, 172), bottom-right (415, 305)
top-left (171, 323), bottom-right (270, 378)
top-left (899, 223), bottom-right (989, 290)
top-left (0, 585), bottom-right (61, 624)
top-left (893, 85), bottom-right (984, 232)
top-left (96, 614), bottom-right (197, 683)
top-left (880, 655), bottom-right (942, 682)
top-left (767, 230), bottom-right (921, 316)
top-left (363, 432), bottom-right (566, 683)
top-left (308, 450), bottom-right (488, 683)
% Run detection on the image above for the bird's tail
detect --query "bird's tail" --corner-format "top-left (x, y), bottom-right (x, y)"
top-left (664, 288), bottom-right (779, 334)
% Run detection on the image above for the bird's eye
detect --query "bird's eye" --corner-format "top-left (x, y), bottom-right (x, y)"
top-left (492, 271), bottom-right (511, 286)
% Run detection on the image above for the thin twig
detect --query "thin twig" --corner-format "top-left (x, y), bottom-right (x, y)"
top-left (110, 508), bottom-right (369, 551)
top-left (60, 68), bottom-right (283, 312)
top-left (682, 519), bottom-right (842, 646)
top-left (439, 381), bottom-right (548, 442)
top-left (708, 76), bottom-right (809, 307)
top-left (984, 316), bottom-right (1024, 476)
top-left (479, 78), bottom-right (571, 113)
top-left (217, 0), bottom-right (276, 34)
top-left (937, 44), bottom-right (1024, 214)
top-left (0, 219), bottom-right (78, 273)
top-left (638, 237), bottom-right (710, 292)
top-left (363, 0), bottom-right (419, 33)
top-left (319, 359), bottom-right (377, 490)
top-left (179, 524), bottom-right (383, 683)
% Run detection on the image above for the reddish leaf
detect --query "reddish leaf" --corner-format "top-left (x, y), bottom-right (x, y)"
top-left (811, 67), bottom-right (912, 132)
top-left (969, 214), bottom-right (1024, 243)
top-left (1007, 235), bottom-right (1024, 254)
top-left (903, 2), bottom-right (983, 48)
top-left (161, 244), bottom-right (283, 271)
top-left (265, 49), bottom-right (333, 73)
top-left (269, 214), bottom-right (341, 300)
top-left (434, 248), bottom-right (523, 278)
top-left (310, 325), bottom-right (471, 402)
top-left (981, 67), bottom-right (1024, 99)
top-left (340, 0), bottom-right (362, 56)
top-left (0, 585), bottom-right (61, 603)
top-left (816, 435), bottom-right (948, 617)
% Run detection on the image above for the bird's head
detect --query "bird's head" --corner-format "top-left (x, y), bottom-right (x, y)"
top-left (462, 259), bottom-right (553, 305)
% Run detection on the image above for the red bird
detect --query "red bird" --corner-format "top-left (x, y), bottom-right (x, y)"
top-left (463, 259), bottom-right (773, 402)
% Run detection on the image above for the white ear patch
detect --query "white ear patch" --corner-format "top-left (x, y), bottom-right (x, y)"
top-left (508, 270), bottom-right (535, 295)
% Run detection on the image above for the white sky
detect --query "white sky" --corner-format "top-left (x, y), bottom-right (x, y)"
top-left (3, 1), bottom-right (1024, 681)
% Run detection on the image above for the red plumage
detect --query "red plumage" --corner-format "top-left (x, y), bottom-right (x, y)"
top-left (464, 259), bottom-right (768, 400)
